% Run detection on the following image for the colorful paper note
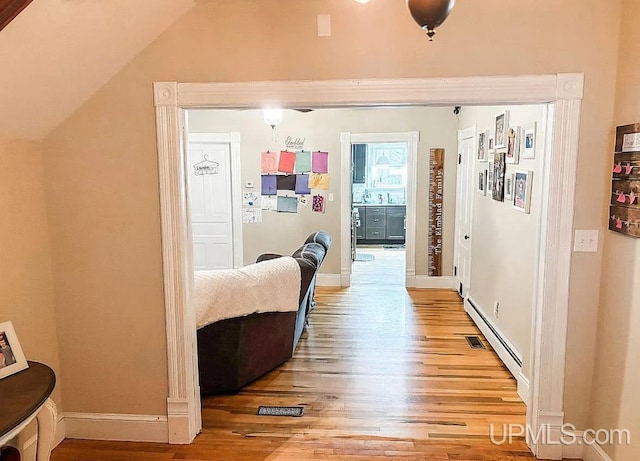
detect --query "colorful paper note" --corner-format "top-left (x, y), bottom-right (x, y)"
top-left (277, 196), bottom-right (298, 213)
top-left (312, 151), bottom-right (329, 173)
top-left (312, 195), bottom-right (325, 213)
top-left (295, 174), bottom-right (311, 195)
top-left (309, 173), bottom-right (330, 190)
top-left (261, 175), bottom-right (277, 195)
top-left (261, 152), bottom-right (277, 174)
top-left (261, 196), bottom-right (277, 211)
top-left (276, 174), bottom-right (296, 191)
top-left (278, 151), bottom-right (296, 174)
top-left (295, 151), bottom-right (312, 173)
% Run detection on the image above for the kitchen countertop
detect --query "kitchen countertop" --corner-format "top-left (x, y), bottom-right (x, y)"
top-left (352, 203), bottom-right (406, 207)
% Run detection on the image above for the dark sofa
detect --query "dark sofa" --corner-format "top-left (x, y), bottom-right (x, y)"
top-left (197, 231), bottom-right (331, 395)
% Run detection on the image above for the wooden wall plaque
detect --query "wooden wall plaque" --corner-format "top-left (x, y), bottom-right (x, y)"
top-left (610, 124), bottom-right (640, 238)
top-left (428, 148), bottom-right (444, 276)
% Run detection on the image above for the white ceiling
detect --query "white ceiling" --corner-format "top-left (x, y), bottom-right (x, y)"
top-left (0, 0), bottom-right (195, 140)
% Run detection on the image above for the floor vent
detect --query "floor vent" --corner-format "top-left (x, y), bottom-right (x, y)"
top-left (465, 336), bottom-right (486, 349)
top-left (257, 406), bottom-right (304, 417)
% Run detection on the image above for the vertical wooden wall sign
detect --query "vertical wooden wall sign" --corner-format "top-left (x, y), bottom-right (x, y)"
top-left (428, 148), bottom-right (445, 276)
top-left (609, 124), bottom-right (640, 238)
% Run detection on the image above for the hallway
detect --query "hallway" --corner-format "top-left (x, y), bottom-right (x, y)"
top-left (52, 277), bottom-right (533, 460)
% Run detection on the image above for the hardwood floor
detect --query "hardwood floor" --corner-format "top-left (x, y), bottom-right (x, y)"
top-left (52, 254), bottom-right (538, 460)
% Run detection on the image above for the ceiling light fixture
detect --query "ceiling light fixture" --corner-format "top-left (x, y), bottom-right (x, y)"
top-left (263, 109), bottom-right (283, 142)
top-left (353, 0), bottom-right (371, 3)
top-left (406, 0), bottom-right (455, 41)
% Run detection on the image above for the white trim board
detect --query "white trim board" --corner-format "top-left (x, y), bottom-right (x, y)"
top-left (413, 276), bottom-right (455, 289)
top-left (63, 412), bottom-right (169, 443)
top-left (560, 431), bottom-right (615, 461)
top-left (154, 74), bottom-right (584, 450)
top-left (315, 274), bottom-right (342, 287)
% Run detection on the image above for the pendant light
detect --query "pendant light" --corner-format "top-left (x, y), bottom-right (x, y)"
top-left (406, 0), bottom-right (455, 41)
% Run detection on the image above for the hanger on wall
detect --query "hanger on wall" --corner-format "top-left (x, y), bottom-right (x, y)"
top-left (193, 154), bottom-right (219, 176)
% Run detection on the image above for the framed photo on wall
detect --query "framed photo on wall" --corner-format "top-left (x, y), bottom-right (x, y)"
top-left (513, 170), bottom-right (533, 213)
top-left (0, 321), bottom-right (28, 379)
top-left (477, 131), bottom-right (489, 162)
top-left (477, 169), bottom-right (487, 195)
top-left (506, 126), bottom-right (520, 164)
top-left (493, 151), bottom-right (506, 202)
top-left (521, 122), bottom-right (537, 159)
top-left (487, 161), bottom-right (494, 195)
top-left (505, 173), bottom-right (514, 201)
top-left (495, 110), bottom-right (510, 148)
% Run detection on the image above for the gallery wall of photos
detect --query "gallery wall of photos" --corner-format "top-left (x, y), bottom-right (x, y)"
top-left (476, 110), bottom-right (536, 213)
top-left (242, 149), bottom-right (331, 223)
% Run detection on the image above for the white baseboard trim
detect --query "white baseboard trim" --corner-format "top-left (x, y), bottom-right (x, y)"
top-left (414, 275), bottom-right (455, 289)
top-left (54, 413), bottom-right (66, 448)
top-left (316, 273), bottom-right (342, 287)
top-left (464, 297), bottom-right (524, 387)
top-left (63, 412), bottom-right (169, 443)
top-left (517, 372), bottom-right (530, 406)
top-left (561, 430), bottom-right (586, 459)
top-left (582, 438), bottom-right (614, 461)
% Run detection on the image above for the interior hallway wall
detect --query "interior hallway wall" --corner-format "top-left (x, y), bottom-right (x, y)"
top-left (589, 0), bottom-right (640, 459)
top-left (459, 105), bottom-right (547, 380)
top-left (42, 0), bottom-right (621, 425)
top-left (188, 107), bottom-right (458, 276)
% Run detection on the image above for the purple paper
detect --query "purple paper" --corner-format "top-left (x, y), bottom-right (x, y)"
top-left (261, 175), bottom-right (277, 195)
top-left (295, 174), bottom-right (311, 194)
top-left (312, 151), bottom-right (329, 173)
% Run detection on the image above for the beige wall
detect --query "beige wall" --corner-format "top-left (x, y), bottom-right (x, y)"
top-left (188, 107), bottom-right (458, 276)
top-left (0, 140), bottom-right (62, 409)
top-left (42, 0), bottom-right (621, 422)
top-left (589, 0), bottom-right (640, 459)
top-left (460, 105), bottom-right (547, 377)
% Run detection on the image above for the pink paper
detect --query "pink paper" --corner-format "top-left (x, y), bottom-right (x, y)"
top-left (616, 218), bottom-right (623, 229)
top-left (613, 163), bottom-right (622, 174)
top-left (312, 151), bottom-right (329, 173)
top-left (617, 192), bottom-right (627, 203)
top-left (261, 152), bottom-right (277, 174)
top-left (278, 151), bottom-right (295, 174)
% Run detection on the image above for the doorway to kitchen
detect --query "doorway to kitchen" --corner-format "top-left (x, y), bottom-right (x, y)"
top-left (351, 142), bottom-right (408, 286)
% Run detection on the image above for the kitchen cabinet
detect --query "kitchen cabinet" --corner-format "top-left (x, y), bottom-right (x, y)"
top-left (386, 206), bottom-right (406, 240)
top-left (357, 205), bottom-right (406, 243)
top-left (352, 144), bottom-right (366, 184)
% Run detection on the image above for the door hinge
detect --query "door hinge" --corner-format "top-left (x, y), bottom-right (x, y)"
top-left (454, 265), bottom-right (457, 276)
top-left (458, 154), bottom-right (462, 165)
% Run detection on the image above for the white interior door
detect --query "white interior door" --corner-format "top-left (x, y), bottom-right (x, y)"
top-left (187, 141), bottom-right (234, 271)
top-left (454, 126), bottom-right (476, 297)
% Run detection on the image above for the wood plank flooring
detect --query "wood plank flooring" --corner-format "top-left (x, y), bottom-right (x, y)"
top-left (52, 249), bottom-right (539, 460)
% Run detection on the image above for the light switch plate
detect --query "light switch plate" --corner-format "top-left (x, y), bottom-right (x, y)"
top-left (573, 229), bottom-right (599, 253)
top-left (328, 193), bottom-right (334, 202)
top-left (317, 14), bottom-right (331, 37)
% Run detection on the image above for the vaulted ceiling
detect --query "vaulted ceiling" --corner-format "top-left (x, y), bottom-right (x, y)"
top-left (0, 0), bottom-right (195, 140)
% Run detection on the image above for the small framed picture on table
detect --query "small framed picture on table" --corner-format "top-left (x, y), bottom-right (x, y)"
top-left (0, 321), bottom-right (28, 379)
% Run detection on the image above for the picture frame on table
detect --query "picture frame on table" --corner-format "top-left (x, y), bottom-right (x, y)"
top-left (506, 126), bottom-right (520, 164)
top-left (521, 122), bottom-right (537, 159)
top-left (495, 110), bottom-right (510, 148)
top-left (504, 173), bottom-right (514, 202)
top-left (477, 131), bottom-right (489, 162)
top-left (0, 321), bottom-right (28, 379)
top-left (513, 170), bottom-right (533, 213)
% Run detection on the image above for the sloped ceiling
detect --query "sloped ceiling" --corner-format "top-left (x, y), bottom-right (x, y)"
top-left (0, 0), bottom-right (195, 140)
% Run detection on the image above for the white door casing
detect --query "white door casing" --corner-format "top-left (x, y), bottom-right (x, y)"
top-left (187, 140), bottom-right (233, 270)
top-left (154, 75), bottom-right (583, 461)
top-left (454, 126), bottom-right (476, 297)
top-left (340, 131), bottom-right (419, 288)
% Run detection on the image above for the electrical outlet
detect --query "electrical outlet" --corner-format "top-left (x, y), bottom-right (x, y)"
top-left (493, 301), bottom-right (500, 318)
top-left (245, 181), bottom-right (254, 188)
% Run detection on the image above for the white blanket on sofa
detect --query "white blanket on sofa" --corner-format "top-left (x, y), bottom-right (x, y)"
top-left (194, 256), bottom-right (301, 329)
